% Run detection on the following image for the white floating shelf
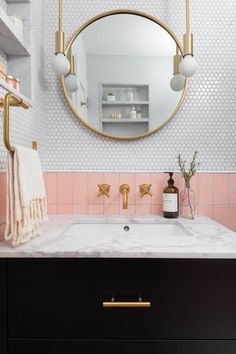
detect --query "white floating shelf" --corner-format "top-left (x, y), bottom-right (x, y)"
top-left (102, 101), bottom-right (149, 105)
top-left (0, 5), bottom-right (30, 55)
top-left (0, 77), bottom-right (32, 106)
top-left (102, 118), bottom-right (149, 123)
top-left (6, 1), bottom-right (30, 3)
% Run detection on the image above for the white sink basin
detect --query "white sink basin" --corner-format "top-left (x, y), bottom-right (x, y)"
top-left (62, 221), bottom-right (191, 238)
top-left (46, 218), bottom-right (194, 256)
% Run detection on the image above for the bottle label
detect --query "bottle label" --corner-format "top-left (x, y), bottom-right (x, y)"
top-left (163, 193), bottom-right (178, 212)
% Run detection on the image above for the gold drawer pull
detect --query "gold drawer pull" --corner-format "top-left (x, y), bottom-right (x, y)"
top-left (103, 297), bottom-right (151, 308)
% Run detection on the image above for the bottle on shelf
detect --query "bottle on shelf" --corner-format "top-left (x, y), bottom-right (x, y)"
top-left (130, 106), bottom-right (137, 119)
top-left (111, 113), bottom-right (118, 120)
top-left (137, 106), bottom-right (142, 119)
top-left (127, 88), bottom-right (134, 102)
top-left (133, 87), bottom-right (138, 101)
top-left (120, 88), bottom-right (126, 102)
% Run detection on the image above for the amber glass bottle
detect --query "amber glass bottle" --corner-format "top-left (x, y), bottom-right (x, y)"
top-left (163, 172), bottom-right (179, 219)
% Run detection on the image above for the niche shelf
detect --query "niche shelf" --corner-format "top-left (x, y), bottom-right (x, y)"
top-left (0, 0), bottom-right (32, 101)
top-left (102, 101), bottom-right (149, 105)
top-left (100, 83), bottom-right (150, 134)
top-left (0, 5), bottom-right (30, 55)
top-left (102, 118), bottom-right (149, 123)
top-left (0, 77), bottom-right (32, 106)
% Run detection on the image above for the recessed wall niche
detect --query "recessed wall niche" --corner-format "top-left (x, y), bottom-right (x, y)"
top-left (0, 0), bottom-right (32, 102)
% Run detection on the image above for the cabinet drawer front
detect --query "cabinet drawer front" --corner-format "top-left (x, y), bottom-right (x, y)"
top-left (7, 259), bottom-right (93, 339)
top-left (8, 340), bottom-right (236, 354)
top-left (181, 260), bottom-right (236, 339)
top-left (90, 259), bottom-right (182, 339)
top-left (7, 259), bottom-right (182, 339)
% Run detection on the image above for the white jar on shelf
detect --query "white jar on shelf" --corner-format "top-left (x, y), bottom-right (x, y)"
top-left (130, 106), bottom-right (137, 119)
top-left (137, 107), bottom-right (142, 119)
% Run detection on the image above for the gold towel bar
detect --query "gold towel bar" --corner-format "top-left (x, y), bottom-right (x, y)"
top-left (0, 92), bottom-right (37, 152)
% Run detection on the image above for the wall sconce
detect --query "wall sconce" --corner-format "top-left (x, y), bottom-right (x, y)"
top-left (170, 45), bottom-right (185, 91)
top-left (65, 48), bottom-right (79, 92)
top-left (52, 0), bottom-right (70, 76)
top-left (179, 0), bottom-right (198, 77)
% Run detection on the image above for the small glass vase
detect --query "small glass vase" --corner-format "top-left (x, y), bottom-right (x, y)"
top-left (180, 181), bottom-right (196, 219)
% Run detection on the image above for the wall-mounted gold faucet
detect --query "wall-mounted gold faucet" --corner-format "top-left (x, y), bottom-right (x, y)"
top-left (98, 184), bottom-right (110, 198)
top-left (139, 184), bottom-right (153, 197)
top-left (120, 184), bottom-right (130, 209)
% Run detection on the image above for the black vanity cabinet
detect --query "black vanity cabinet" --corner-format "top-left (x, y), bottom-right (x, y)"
top-left (1, 258), bottom-right (236, 354)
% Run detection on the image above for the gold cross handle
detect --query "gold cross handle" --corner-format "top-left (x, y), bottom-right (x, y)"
top-left (98, 184), bottom-right (110, 198)
top-left (139, 184), bottom-right (153, 197)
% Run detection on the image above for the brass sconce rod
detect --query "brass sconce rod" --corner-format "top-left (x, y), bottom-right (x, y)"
top-left (183, 0), bottom-right (193, 56)
top-left (55, 0), bottom-right (65, 54)
top-left (0, 92), bottom-right (37, 153)
top-left (59, 0), bottom-right (62, 31)
top-left (186, 0), bottom-right (190, 33)
top-left (173, 45), bottom-right (181, 75)
top-left (67, 47), bottom-right (76, 75)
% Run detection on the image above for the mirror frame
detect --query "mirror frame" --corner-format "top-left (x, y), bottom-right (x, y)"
top-left (61, 9), bottom-right (188, 140)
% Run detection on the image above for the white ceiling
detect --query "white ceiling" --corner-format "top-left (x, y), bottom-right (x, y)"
top-left (79, 14), bottom-right (176, 57)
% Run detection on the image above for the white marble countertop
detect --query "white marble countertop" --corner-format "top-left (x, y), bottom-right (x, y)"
top-left (0, 215), bottom-right (236, 258)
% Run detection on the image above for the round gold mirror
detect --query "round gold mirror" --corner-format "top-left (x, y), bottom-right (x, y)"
top-left (62, 10), bottom-right (188, 140)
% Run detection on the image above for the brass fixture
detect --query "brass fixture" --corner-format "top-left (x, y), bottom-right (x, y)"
top-left (98, 184), bottom-right (110, 198)
top-left (32, 141), bottom-right (38, 150)
top-left (103, 296), bottom-right (151, 308)
top-left (183, 0), bottom-right (193, 56)
top-left (139, 184), bottom-right (153, 197)
top-left (120, 184), bottom-right (130, 209)
top-left (0, 92), bottom-right (37, 153)
top-left (179, 0), bottom-right (198, 78)
top-left (173, 45), bottom-right (182, 75)
top-left (52, 0), bottom-right (70, 76)
top-left (170, 45), bottom-right (185, 92)
top-left (55, 0), bottom-right (65, 54)
top-left (67, 47), bottom-right (76, 75)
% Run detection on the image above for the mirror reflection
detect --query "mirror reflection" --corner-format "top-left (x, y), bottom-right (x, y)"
top-left (63, 13), bottom-right (187, 139)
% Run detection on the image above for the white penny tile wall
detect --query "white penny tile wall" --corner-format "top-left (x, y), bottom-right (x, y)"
top-left (44, 0), bottom-right (236, 171)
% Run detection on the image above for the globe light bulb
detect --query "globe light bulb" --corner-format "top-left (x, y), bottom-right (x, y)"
top-left (65, 73), bottom-right (79, 92)
top-left (179, 55), bottom-right (198, 78)
top-left (170, 73), bottom-right (185, 92)
top-left (52, 53), bottom-right (70, 76)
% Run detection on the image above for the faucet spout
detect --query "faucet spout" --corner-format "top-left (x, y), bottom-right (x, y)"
top-left (120, 184), bottom-right (130, 209)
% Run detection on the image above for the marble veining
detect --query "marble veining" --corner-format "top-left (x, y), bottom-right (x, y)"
top-left (0, 215), bottom-right (235, 258)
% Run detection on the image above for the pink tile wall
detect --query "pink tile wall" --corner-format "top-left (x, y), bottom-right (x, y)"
top-left (45, 172), bottom-right (236, 232)
top-left (0, 172), bottom-right (235, 241)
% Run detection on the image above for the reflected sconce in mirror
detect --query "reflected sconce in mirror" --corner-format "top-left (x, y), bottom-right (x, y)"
top-left (170, 46), bottom-right (185, 91)
top-left (179, 0), bottom-right (198, 77)
top-left (65, 48), bottom-right (79, 92)
top-left (52, 0), bottom-right (70, 76)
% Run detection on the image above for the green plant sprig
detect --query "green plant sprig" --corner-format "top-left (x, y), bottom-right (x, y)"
top-left (177, 151), bottom-right (199, 185)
